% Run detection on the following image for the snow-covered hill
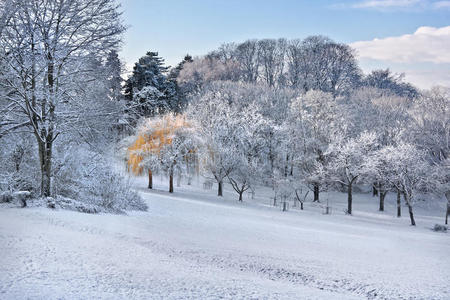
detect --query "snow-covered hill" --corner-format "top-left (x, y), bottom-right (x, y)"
top-left (0, 177), bottom-right (449, 299)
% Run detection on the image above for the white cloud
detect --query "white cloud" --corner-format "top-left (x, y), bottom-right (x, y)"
top-left (403, 67), bottom-right (450, 89)
top-left (331, 0), bottom-right (450, 10)
top-left (352, 0), bottom-right (420, 8)
top-left (433, 1), bottom-right (450, 8)
top-left (350, 26), bottom-right (450, 64)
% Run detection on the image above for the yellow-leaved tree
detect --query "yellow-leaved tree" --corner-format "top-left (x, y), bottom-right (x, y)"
top-left (127, 114), bottom-right (200, 192)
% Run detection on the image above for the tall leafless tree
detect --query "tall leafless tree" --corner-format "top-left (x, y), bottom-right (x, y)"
top-left (0, 0), bottom-right (125, 196)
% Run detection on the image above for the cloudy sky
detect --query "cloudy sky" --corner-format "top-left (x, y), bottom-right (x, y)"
top-left (119, 0), bottom-right (450, 89)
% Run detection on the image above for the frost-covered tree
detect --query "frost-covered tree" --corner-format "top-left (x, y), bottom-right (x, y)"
top-left (177, 55), bottom-right (239, 96)
top-left (344, 87), bottom-right (412, 200)
top-left (235, 40), bottom-right (259, 83)
top-left (257, 38), bottom-right (287, 87)
top-left (105, 50), bottom-right (123, 102)
top-left (124, 51), bottom-right (176, 118)
top-left (365, 147), bottom-right (396, 212)
top-left (0, 0), bottom-right (125, 197)
top-left (410, 87), bottom-right (449, 162)
top-left (378, 143), bottom-right (431, 226)
top-left (410, 87), bottom-right (450, 222)
top-left (289, 90), bottom-right (341, 202)
top-left (187, 84), bottom-right (239, 196)
top-left (326, 132), bottom-right (378, 215)
top-left (363, 69), bottom-right (418, 99)
top-left (158, 122), bottom-right (202, 193)
top-left (432, 158), bottom-right (450, 224)
top-left (167, 54), bottom-right (194, 112)
top-left (227, 108), bottom-right (265, 201)
top-left (291, 36), bottom-right (361, 96)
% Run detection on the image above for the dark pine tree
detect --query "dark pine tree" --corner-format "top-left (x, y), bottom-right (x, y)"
top-left (167, 54), bottom-right (194, 113)
top-left (105, 50), bottom-right (123, 102)
top-left (124, 51), bottom-right (176, 119)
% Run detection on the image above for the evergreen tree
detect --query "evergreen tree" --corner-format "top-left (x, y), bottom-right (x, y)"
top-left (168, 54), bottom-right (194, 113)
top-left (105, 50), bottom-right (123, 102)
top-left (124, 51), bottom-right (176, 118)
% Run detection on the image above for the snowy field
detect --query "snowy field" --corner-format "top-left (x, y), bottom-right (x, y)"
top-left (0, 176), bottom-right (449, 300)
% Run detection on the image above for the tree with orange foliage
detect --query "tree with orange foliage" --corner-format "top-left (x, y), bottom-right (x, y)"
top-left (128, 114), bottom-right (201, 193)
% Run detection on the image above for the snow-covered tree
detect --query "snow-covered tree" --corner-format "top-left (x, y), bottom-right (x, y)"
top-left (326, 132), bottom-right (378, 215)
top-left (158, 122), bottom-right (202, 193)
top-left (432, 158), bottom-right (450, 224)
top-left (257, 38), bottom-right (287, 87)
top-left (289, 36), bottom-right (361, 96)
top-left (410, 87), bottom-right (450, 222)
top-left (227, 108), bottom-right (265, 201)
top-left (187, 84), bottom-right (239, 196)
top-left (124, 51), bottom-right (177, 119)
top-left (377, 143), bottom-right (431, 226)
top-left (289, 90), bottom-right (341, 202)
top-left (0, 0), bottom-right (125, 197)
top-left (363, 69), bottom-right (418, 99)
top-left (365, 147), bottom-right (396, 212)
top-left (234, 40), bottom-right (260, 83)
top-left (344, 87), bottom-right (412, 201)
top-left (105, 50), bottom-right (123, 102)
top-left (128, 114), bottom-right (200, 192)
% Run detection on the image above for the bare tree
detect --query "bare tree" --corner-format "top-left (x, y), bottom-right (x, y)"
top-left (235, 40), bottom-right (260, 83)
top-left (293, 36), bottom-right (361, 96)
top-left (257, 38), bottom-right (287, 87)
top-left (0, 0), bottom-right (125, 196)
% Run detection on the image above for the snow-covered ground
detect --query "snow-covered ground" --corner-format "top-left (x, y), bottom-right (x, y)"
top-left (0, 176), bottom-right (449, 299)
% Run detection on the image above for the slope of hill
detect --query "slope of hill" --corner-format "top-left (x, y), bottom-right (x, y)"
top-left (0, 177), bottom-right (448, 299)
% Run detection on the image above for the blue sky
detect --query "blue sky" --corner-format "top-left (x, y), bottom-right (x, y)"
top-left (119, 0), bottom-right (450, 88)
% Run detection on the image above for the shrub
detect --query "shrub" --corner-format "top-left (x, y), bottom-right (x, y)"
top-left (433, 224), bottom-right (448, 232)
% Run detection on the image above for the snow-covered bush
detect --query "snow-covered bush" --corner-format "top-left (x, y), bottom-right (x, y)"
top-left (0, 191), bottom-right (13, 203)
top-left (0, 134), bottom-right (40, 195)
top-left (433, 224), bottom-right (447, 232)
top-left (53, 143), bottom-right (147, 213)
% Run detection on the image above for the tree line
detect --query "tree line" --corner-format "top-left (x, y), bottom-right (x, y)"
top-left (125, 38), bottom-right (449, 226)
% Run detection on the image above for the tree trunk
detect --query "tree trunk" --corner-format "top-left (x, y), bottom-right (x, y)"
top-left (347, 183), bottom-right (352, 215)
top-left (445, 192), bottom-right (450, 225)
top-left (238, 191), bottom-right (243, 202)
top-left (284, 154), bottom-right (289, 177)
top-left (397, 189), bottom-right (401, 217)
top-left (38, 138), bottom-right (52, 197)
top-left (407, 204), bottom-right (416, 226)
top-left (403, 193), bottom-right (416, 226)
top-left (169, 170), bottom-right (174, 193)
top-left (445, 202), bottom-right (449, 225)
top-left (313, 183), bottom-right (319, 202)
top-left (218, 180), bottom-right (223, 197)
top-left (36, 52), bottom-right (55, 198)
top-left (148, 169), bottom-right (153, 189)
top-left (379, 191), bottom-right (386, 212)
top-left (372, 184), bottom-right (378, 197)
top-left (300, 202), bottom-right (303, 210)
